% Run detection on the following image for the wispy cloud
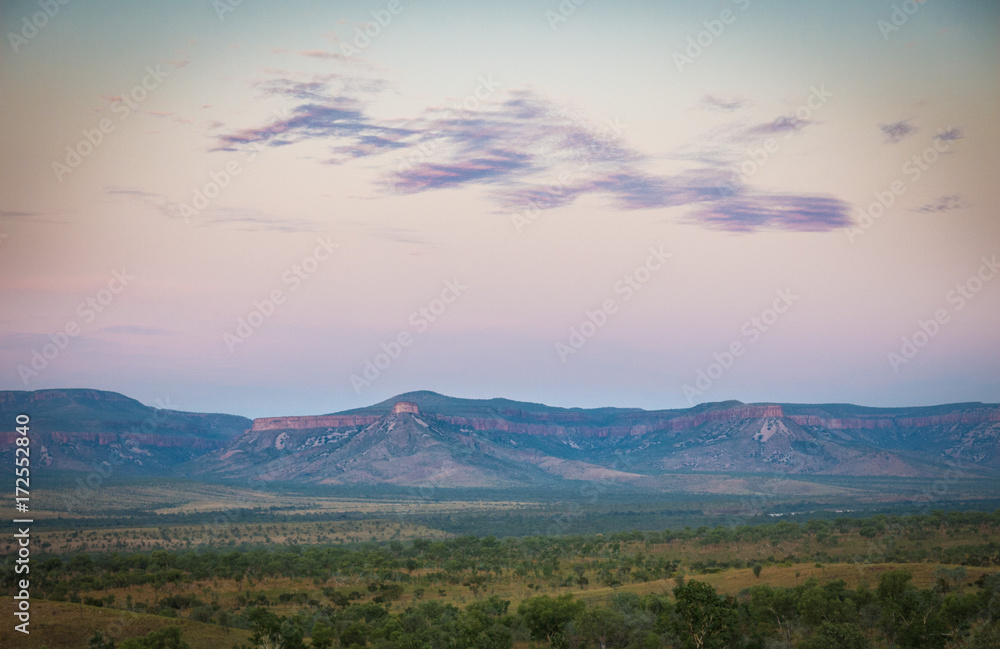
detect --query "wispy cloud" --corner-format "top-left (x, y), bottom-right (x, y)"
top-left (211, 74), bottom-right (403, 157)
top-left (106, 187), bottom-right (319, 233)
top-left (0, 209), bottom-right (69, 224)
top-left (689, 193), bottom-right (852, 232)
top-left (743, 115), bottom-right (812, 139)
top-left (299, 49), bottom-right (351, 63)
top-left (880, 119), bottom-right (918, 144)
top-left (210, 76), bottom-right (853, 233)
top-left (206, 207), bottom-right (319, 233)
top-left (936, 127), bottom-right (963, 142)
top-left (1, 210), bottom-right (43, 220)
top-left (913, 193), bottom-right (970, 213)
top-left (100, 325), bottom-right (171, 336)
top-left (699, 95), bottom-right (748, 111)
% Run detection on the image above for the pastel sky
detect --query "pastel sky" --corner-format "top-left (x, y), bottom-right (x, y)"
top-left (1, 0), bottom-right (997, 418)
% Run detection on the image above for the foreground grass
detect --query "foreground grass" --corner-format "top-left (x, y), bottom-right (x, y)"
top-left (0, 598), bottom-right (250, 649)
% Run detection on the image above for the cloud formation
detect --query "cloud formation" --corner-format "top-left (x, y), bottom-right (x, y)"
top-left (743, 115), bottom-right (812, 138)
top-left (880, 119), bottom-right (918, 144)
top-left (913, 194), bottom-right (970, 213)
top-left (209, 76), bottom-right (853, 233)
top-left (936, 127), bottom-right (963, 142)
top-left (699, 95), bottom-right (748, 111)
top-left (690, 193), bottom-right (852, 232)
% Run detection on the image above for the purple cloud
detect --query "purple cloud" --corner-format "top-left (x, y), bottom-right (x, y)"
top-left (913, 194), bottom-right (970, 213)
top-left (690, 193), bottom-right (852, 232)
top-left (211, 76), bottom-right (853, 234)
top-left (699, 95), bottom-right (747, 111)
top-left (936, 127), bottom-right (963, 142)
top-left (880, 119), bottom-right (918, 144)
top-left (393, 150), bottom-right (533, 192)
top-left (744, 115), bottom-right (812, 138)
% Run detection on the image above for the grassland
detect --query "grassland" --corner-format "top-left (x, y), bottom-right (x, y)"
top-left (4, 480), bottom-right (999, 648)
top-left (0, 599), bottom-right (251, 649)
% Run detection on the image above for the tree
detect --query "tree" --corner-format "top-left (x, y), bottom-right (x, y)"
top-left (934, 565), bottom-right (967, 592)
top-left (969, 620), bottom-right (1000, 649)
top-left (877, 570), bottom-right (948, 649)
top-left (119, 627), bottom-right (189, 649)
top-left (576, 607), bottom-right (628, 649)
top-left (752, 564), bottom-right (762, 578)
top-left (245, 607), bottom-right (305, 649)
top-left (462, 596), bottom-right (515, 649)
top-left (310, 621), bottom-right (334, 649)
top-left (671, 580), bottom-right (738, 649)
top-left (799, 622), bottom-right (871, 649)
top-left (88, 631), bottom-right (116, 649)
top-left (518, 594), bottom-right (585, 646)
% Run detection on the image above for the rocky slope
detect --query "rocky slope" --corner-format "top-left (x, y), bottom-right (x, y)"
top-left (191, 391), bottom-right (1000, 488)
top-left (0, 389), bottom-right (250, 474)
top-left (5, 388), bottom-right (996, 487)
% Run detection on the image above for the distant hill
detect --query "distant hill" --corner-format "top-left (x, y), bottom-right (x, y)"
top-left (4, 388), bottom-right (997, 489)
top-left (191, 390), bottom-right (1000, 488)
top-left (0, 389), bottom-right (251, 475)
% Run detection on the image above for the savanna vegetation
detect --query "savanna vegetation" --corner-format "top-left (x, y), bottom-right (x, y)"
top-left (3, 510), bottom-right (1000, 648)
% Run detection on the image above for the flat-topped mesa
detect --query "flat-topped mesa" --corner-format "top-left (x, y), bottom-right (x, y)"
top-left (393, 401), bottom-right (419, 415)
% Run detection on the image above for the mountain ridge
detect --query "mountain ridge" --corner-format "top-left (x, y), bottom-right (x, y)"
top-left (199, 391), bottom-right (1000, 488)
top-left (3, 389), bottom-right (998, 490)
top-left (0, 388), bottom-right (251, 474)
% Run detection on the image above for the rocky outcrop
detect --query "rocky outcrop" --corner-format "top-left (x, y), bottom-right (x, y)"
top-left (255, 403), bottom-right (789, 438)
top-left (786, 408), bottom-right (1000, 430)
top-left (250, 415), bottom-right (381, 431)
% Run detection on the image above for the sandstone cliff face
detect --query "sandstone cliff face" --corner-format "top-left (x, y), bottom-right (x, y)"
top-left (249, 403), bottom-right (1000, 440)
top-left (251, 415), bottom-right (380, 431)
top-left (212, 396), bottom-right (1000, 484)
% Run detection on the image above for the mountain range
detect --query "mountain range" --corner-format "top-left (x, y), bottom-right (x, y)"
top-left (2, 389), bottom-right (998, 491)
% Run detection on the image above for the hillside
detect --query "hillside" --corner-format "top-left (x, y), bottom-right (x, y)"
top-left (4, 388), bottom-right (996, 488)
top-left (192, 391), bottom-right (1000, 488)
top-left (0, 389), bottom-right (251, 475)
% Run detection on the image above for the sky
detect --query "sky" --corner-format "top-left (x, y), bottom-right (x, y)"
top-left (1, 0), bottom-right (998, 418)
